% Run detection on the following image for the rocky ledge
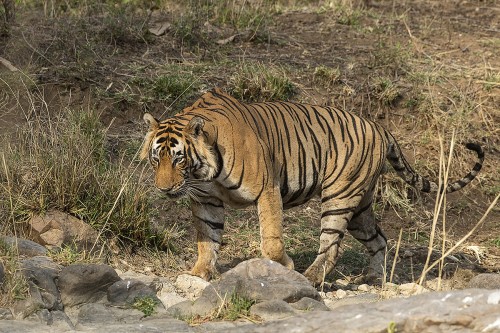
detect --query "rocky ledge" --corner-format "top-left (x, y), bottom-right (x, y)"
top-left (1, 236), bottom-right (500, 333)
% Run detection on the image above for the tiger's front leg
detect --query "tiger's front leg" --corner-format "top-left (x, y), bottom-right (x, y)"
top-left (257, 185), bottom-right (294, 270)
top-left (189, 198), bottom-right (225, 280)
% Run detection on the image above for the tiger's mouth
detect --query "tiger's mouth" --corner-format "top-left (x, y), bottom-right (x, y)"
top-left (158, 183), bottom-right (188, 199)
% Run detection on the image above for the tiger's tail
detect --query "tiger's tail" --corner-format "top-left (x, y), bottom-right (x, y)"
top-left (386, 135), bottom-right (484, 194)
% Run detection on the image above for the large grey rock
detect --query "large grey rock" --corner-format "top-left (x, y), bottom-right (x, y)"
top-left (175, 274), bottom-right (211, 300)
top-left (107, 279), bottom-right (160, 307)
top-left (75, 303), bottom-right (145, 328)
top-left (203, 258), bottom-right (321, 303)
top-left (0, 308), bottom-right (13, 320)
top-left (167, 295), bottom-right (218, 318)
top-left (221, 289), bottom-right (500, 333)
top-left (58, 263), bottom-right (121, 307)
top-left (290, 297), bottom-right (330, 312)
top-left (0, 320), bottom-right (55, 333)
top-left (19, 256), bottom-right (62, 311)
top-left (250, 300), bottom-right (296, 320)
top-left (0, 236), bottom-right (48, 257)
top-left (323, 292), bottom-right (380, 310)
top-left (467, 273), bottom-right (500, 289)
top-left (11, 282), bottom-right (46, 319)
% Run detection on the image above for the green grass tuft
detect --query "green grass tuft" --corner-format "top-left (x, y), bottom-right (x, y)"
top-left (229, 62), bottom-right (296, 102)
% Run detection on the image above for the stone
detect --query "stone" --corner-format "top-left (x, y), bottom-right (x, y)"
top-left (58, 263), bottom-right (121, 308)
top-left (222, 289), bottom-right (500, 333)
top-left (0, 308), bottom-right (13, 320)
top-left (290, 297), bottom-right (330, 312)
top-left (0, 236), bottom-right (48, 256)
top-left (167, 295), bottom-right (218, 318)
top-left (11, 281), bottom-right (46, 319)
top-left (28, 210), bottom-right (99, 251)
top-left (203, 258), bottom-right (321, 304)
top-left (107, 279), bottom-right (160, 307)
top-left (19, 256), bottom-right (62, 310)
top-left (249, 299), bottom-right (296, 321)
top-left (175, 273), bottom-right (211, 300)
top-left (158, 291), bottom-right (188, 309)
top-left (398, 282), bottom-right (428, 296)
top-left (75, 303), bottom-right (145, 329)
top-left (335, 289), bottom-right (347, 299)
top-left (0, 321), bottom-right (55, 333)
top-left (357, 284), bottom-right (370, 292)
top-left (467, 273), bottom-right (500, 289)
top-left (324, 293), bottom-right (380, 310)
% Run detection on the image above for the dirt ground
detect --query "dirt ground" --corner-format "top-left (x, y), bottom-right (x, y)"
top-left (1, 0), bottom-right (498, 288)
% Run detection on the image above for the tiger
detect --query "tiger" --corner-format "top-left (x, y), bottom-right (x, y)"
top-left (140, 88), bottom-right (484, 286)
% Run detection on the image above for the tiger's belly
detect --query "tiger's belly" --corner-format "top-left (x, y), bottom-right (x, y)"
top-left (208, 182), bottom-right (258, 209)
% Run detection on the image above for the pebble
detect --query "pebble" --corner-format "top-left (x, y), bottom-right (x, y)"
top-left (357, 284), bottom-right (370, 292)
top-left (336, 289), bottom-right (347, 299)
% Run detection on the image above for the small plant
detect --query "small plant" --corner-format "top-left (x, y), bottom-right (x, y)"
top-left (229, 62), bottom-right (296, 102)
top-left (313, 65), bottom-right (341, 87)
top-left (133, 296), bottom-right (159, 317)
top-left (387, 321), bottom-right (397, 333)
top-left (48, 244), bottom-right (99, 266)
top-left (214, 292), bottom-right (256, 321)
top-left (371, 77), bottom-right (401, 105)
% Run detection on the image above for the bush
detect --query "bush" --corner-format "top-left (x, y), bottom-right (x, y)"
top-left (0, 106), bottom-right (152, 245)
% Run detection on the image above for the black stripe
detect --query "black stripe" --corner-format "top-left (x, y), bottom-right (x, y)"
top-left (355, 232), bottom-right (378, 243)
top-left (194, 215), bottom-right (224, 230)
top-left (321, 207), bottom-right (355, 218)
top-left (321, 228), bottom-right (345, 238)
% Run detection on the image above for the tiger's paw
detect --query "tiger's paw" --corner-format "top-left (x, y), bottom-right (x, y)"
top-left (190, 265), bottom-right (217, 281)
top-left (303, 265), bottom-right (325, 287)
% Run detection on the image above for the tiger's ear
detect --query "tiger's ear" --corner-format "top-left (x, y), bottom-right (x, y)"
top-left (140, 113), bottom-right (159, 160)
top-left (186, 116), bottom-right (205, 137)
top-left (143, 113), bottom-right (159, 131)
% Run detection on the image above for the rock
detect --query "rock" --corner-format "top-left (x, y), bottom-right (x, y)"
top-left (49, 310), bottom-right (76, 331)
top-left (75, 303), bottom-right (145, 329)
top-left (203, 258), bottom-right (321, 304)
top-left (335, 289), bottom-right (347, 299)
top-left (116, 269), bottom-right (167, 292)
top-left (250, 300), bottom-right (296, 320)
top-left (398, 282), bottom-right (428, 296)
top-left (175, 274), bottom-right (211, 300)
top-left (324, 293), bottom-right (380, 310)
top-left (290, 297), bottom-right (330, 312)
top-left (0, 236), bottom-right (48, 256)
top-left (467, 273), bottom-right (500, 289)
top-left (19, 256), bottom-right (62, 310)
top-left (223, 289), bottom-right (500, 333)
top-left (167, 295), bottom-right (218, 318)
top-left (159, 291), bottom-right (188, 309)
top-left (28, 210), bottom-right (99, 251)
top-left (11, 281), bottom-right (46, 319)
top-left (357, 284), bottom-right (370, 292)
top-left (107, 279), bottom-right (160, 307)
top-left (0, 308), bottom-right (13, 320)
top-left (0, 320), bottom-right (55, 333)
top-left (58, 263), bottom-right (121, 308)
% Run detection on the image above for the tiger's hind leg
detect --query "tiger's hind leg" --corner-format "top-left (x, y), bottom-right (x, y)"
top-left (304, 184), bottom-right (364, 286)
top-left (347, 190), bottom-right (388, 285)
top-left (190, 198), bottom-right (225, 281)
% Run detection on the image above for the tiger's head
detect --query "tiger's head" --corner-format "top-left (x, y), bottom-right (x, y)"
top-left (140, 113), bottom-right (220, 198)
